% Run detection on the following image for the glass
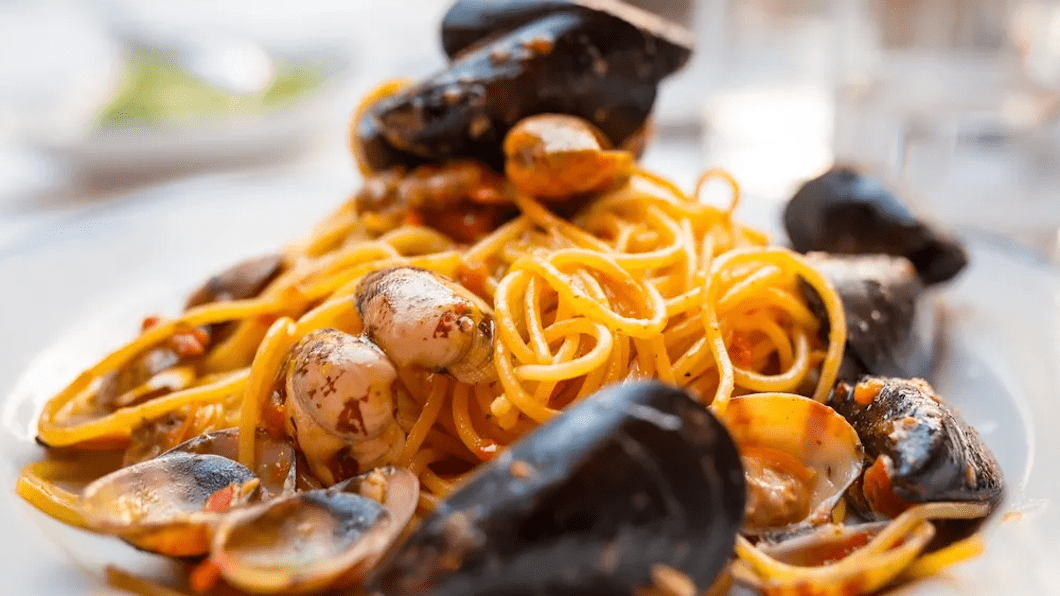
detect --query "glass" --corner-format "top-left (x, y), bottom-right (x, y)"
top-left (834, 0), bottom-right (1060, 261)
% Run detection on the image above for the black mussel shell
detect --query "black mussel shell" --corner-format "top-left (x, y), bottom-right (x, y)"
top-left (802, 253), bottom-right (935, 381)
top-left (442, 0), bottom-right (573, 57)
top-left (360, 9), bottom-right (685, 172)
top-left (784, 166), bottom-right (968, 285)
top-left (356, 109), bottom-right (431, 173)
top-left (441, 0), bottom-right (693, 73)
top-left (830, 376), bottom-right (1004, 533)
top-left (185, 254), bottom-right (284, 310)
top-left (366, 381), bottom-right (745, 596)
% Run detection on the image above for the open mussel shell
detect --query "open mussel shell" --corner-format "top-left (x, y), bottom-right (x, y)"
top-left (367, 381), bottom-right (746, 596)
top-left (165, 428), bottom-right (297, 498)
top-left (440, 0), bottom-right (693, 71)
top-left (784, 166), bottom-right (968, 285)
top-left (211, 467), bottom-right (419, 594)
top-left (801, 253), bottom-right (936, 381)
top-left (830, 376), bottom-right (1004, 530)
top-left (360, 6), bottom-right (689, 172)
top-left (719, 393), bottom-right (864, 537)
top-left (80, 451), bottom-right (258, 556)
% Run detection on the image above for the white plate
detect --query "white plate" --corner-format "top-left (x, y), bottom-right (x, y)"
top-left (0, 170), bottom-right (1058, 594)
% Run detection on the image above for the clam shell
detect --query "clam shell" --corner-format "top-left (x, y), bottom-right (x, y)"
top-left (720, 393), bottom-right (864, 537)
top-left (80, 451), bottom-right (257, 556)
top-left (165, 428), bottom-right (297, 498)
top-left (212, 467), bottom-right (419, 594)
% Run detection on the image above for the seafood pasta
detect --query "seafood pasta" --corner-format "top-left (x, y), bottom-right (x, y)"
top-left (16, 2), bottom-right (1003, 596)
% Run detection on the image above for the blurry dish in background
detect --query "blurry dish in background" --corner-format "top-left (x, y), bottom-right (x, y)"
top-left (96, 43), bottom-right (329, 128)
top-left (31, 42), bottom-right (354, 189)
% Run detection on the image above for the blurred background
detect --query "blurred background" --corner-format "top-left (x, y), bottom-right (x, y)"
top-left (1, 0), bottom-right (1059, 262)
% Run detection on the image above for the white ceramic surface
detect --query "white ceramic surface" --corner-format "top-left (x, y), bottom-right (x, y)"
top-left (0, 168), bottom-right (1058, 595)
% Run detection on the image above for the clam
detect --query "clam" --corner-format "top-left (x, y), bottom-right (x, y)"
top-left (784, 166), bottom-right (967, 285)
top-left (79, 451), bottom-right (259, 556)
top-left (757, 521), bottom-right (889, 566)
top-left (211, 467), bottom-right (419, 594)
top-left (719, 393), bottom-right (864, 538)
top-left (801, 253), bottom-right (936, 381)
top-left (355, 266), bottom-right (497, 384)
top-left (283, 329), bottom-right (406, 486)
top-left (166, 428), bottom-right (297, 498)
top-left (356, 3), bottom-right (692, 171)
top-left (367, 381), bottom-right (746, 596)
top-left (829, 376), bottom-right (1004, 532)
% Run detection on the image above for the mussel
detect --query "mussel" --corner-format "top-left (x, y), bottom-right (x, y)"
top-left (442, 0), bottom-right (572, 57)
top-left (79, 451), bottom-right (260, 556)
top-left (211, 467), bottom-right (419, 594)
top-left (801, 253), bottom-right (936, 381)
top-left (784, 166), bottom-right (968, 285)
top-left (503, 114), bottom-right (634, 200)
top-left (440, 0), bottom-right (694, 67)
top-left (718, 393), bottom-right (863, 538)
top-left (367, 381), bottom-right (745, 596)
top-left (829, 376), bottom-right (1004, 522)
top-left (356, 2), bottom-right (692, 171)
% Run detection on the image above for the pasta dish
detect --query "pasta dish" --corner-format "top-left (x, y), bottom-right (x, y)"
top-left (15, 2), bottom-right (1003, 596)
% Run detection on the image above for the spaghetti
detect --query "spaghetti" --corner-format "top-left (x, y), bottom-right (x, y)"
top-left (17, 159), bottom-right (982, 595)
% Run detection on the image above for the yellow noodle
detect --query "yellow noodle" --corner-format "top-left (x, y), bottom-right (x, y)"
top-left (106, 566), bottom-right (194, 596)
top-left (23, 161), bottom-right (895, 594)
top-left (379, 225), bottom-right (454, 255)
top-left (515, 319), bottom-right (613, 381)
top-left (732, 330), bottom-right (811, 393)
top-left (703, 248), bottom-right (845, 413)
top-left (40, 369), bottom-right (249, 447)
top-left (900, 535), bottom-right (985, 581)
top-left (694, 168), bottom-right (742, 215)
top-left (238, 317), bottom-right (296, 467)
top-left (399, 377), bottom-right (449, 466)
top-left (15, 463), bottom-right (92, 529)
top-left (495, 339), bottom-right (558, 423)
top-left (451, 382), bottom-right (497, 461)
top-left (419, 467), bottom-right (454, 497)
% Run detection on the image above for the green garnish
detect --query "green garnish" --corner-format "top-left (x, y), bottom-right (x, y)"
top-left (98, 50), bottom-right (329, 128)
